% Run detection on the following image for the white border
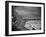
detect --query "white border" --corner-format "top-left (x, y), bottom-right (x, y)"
top-left (9, 3), bottom-right (44, 35)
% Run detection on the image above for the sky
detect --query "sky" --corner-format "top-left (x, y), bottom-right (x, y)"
top-left (13, 6), bottom-right (41, 17)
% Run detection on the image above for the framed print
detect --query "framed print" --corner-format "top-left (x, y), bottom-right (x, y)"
top-left (5, 1), bottom-right (45, 36)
